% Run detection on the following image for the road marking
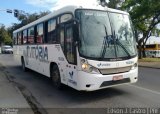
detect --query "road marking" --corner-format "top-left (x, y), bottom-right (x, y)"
top-left (129, 84), bottom-right (160, 95)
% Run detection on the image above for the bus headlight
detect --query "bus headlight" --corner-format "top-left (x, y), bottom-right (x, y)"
top-left (81, 59), bottom-right (100, 74)
top-left (131, 63), bottom-right (138, 70)
top-left (82, 63), bottom-right (88, 69)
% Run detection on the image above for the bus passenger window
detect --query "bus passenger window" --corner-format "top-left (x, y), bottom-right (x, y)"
top-left (65, 27), bottom-right (75, 63)
top-left (23, 30), bottom-right (27, 44)
top-left (17, 32), bottom-right (22, 45)
top-left (48, 19), bottom-right (56, 43)
top-left (13, 33), bottom-right (17, 45)
top-left (60, 29), bottom-right (64, 51)
top-left (28, 27), bottom-right (35, 44)
top-left (36, 23), bottom-right (44, 44)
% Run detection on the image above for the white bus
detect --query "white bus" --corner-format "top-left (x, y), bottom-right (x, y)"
top-left (13, 5), bottom-right (138, 91)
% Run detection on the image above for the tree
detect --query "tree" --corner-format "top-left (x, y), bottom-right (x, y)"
top-left (7, 11), bottom-right (50, 40)
top-left (4, 34), bottom-right (12, 45)
top-left (122, 0), bottom-right (160, 58)
top-left (107, 0), bottom-right (123, 9)
top-left (99, 0), bottom-right (123, 9)
top-left (17, 11), bottom-right (50, 26)
top-left (0, 25), bottom-right (5, 45)
top-left (0, 25), bottom-right (12, 45)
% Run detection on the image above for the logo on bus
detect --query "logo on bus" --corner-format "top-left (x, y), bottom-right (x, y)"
top-left (97, 63), bottom-right (110, 67)
top-left (68, 79), bottom-right (77, 86)
top-left (126, 61), bottom-right (134, 65)
top-left (26, 45), bottom-right (48, 62)
top-left (69, 71), bottom-right (74, 79)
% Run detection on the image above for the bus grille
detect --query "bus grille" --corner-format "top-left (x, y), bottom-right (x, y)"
top-left (99, 66), bottom-right (131, 75)
top-left (100, 78), bottom-right (130, 87)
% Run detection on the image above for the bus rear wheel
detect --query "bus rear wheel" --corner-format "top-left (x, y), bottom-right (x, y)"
top-left (51, 65), bottom-right (64, 89)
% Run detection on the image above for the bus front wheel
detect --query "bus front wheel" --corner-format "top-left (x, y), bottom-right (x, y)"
top-left (51, 65), bottom-right (64, 89)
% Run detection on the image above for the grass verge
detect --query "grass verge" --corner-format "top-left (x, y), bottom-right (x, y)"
top-left (139, 58), bottom-right (160, 62)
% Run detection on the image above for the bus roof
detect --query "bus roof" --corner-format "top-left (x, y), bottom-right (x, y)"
top-left (13, 5), bottom-right (129, 33)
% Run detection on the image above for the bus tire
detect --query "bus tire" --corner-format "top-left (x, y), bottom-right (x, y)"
top-left (21, 57), bottom-right (27, 72)
top-left (51, 65), bottom-right (63, 89)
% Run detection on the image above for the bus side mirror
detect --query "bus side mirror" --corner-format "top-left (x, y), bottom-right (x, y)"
top-left (72, 22), bottom-right (79, 44)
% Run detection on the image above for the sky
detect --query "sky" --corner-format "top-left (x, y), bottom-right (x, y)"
top-left (0, 0), bottom-right (100, 27)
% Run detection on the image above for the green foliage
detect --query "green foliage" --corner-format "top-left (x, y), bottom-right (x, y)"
top-left (122, 0), bottom-right (160, 34)
top-left (0, 25), bottom-right (5, 43)
top-left (0, 25), bottom-right (12, 45)
top-left (7, 11), bottom-right (50, 41)
top-left (99, 0), bottom-right (122, 9)
top-left (121, 0), bottom-right (160, 58)
top-left (1, 11), bottom-right (50, 45)
top-left (17, 11), bottom-right (50, 26)
top-left (100, 0), bottom-right (160, 39)
top-left (107, 0), bottom-right (122, 9)
top-left (4, 35), bottom-right (12, 45)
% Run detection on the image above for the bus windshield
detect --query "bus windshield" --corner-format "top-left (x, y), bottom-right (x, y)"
top-left (75, 10), bottom-right (137, 61)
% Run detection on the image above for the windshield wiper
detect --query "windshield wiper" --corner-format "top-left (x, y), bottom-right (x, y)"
top-left (114, 36), bottom-right (131, 58)
top-left (100, 25), bottom-right (110, 59)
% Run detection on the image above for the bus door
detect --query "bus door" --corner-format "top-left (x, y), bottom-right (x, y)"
top-left (63, 23), bottom-right (77, 88)
top-left (58, 24), bottom-right (68, 85)
top-left (59, 23), bottom-right (77, 88)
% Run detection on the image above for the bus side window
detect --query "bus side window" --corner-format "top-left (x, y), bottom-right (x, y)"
top-left (28, 27), bottom-right (35, 44)
top-left (36, 23), bottom-right (44, 44)
top-left (60, 28), bottom-right (64, 52)
top-left (23, 30), bottom-right (27, 44)
top-left (65, 26), bottom-right (75, 64)
top-left (13, 33), bottom-right (17, 45)
top-left (47, 19), bottom-right (56, 43)
top-left (17, 32), bottom-right (22, 45)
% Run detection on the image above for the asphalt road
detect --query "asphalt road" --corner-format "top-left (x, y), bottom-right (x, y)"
top-left (0, 54), bottom-right (160, 114)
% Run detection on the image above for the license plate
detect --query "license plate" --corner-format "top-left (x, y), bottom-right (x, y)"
top-left (112, 75), bottom-right (123, 81)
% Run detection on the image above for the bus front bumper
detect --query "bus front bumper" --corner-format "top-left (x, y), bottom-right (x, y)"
top-left (76, 68), bottom-right (138, 91)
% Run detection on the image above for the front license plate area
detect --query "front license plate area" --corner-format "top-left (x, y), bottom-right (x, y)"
top-left (112, 75), bottom-right (123, 81)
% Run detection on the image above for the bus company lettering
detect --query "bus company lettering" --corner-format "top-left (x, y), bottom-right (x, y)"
top-left (126, 61), bottom-right (134, 65)
top-left (68, 79), bottom-right (77, 86)
top-left (97, 63), bottom-right (111, 67)
top-left (26, 46), bottom-right (48, 62)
